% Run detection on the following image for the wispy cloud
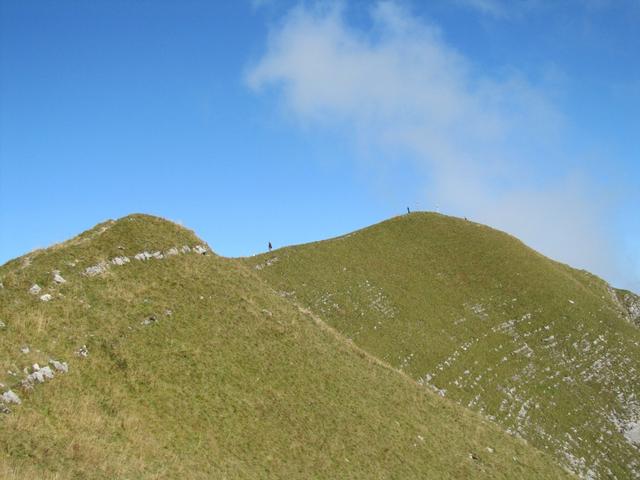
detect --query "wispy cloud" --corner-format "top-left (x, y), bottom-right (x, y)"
top-left (247, 1), bottom-right (632, 288)
top-left (454, 0), bottom-right (509, 17)
top-left (454, 0), bottom-right (623, 19)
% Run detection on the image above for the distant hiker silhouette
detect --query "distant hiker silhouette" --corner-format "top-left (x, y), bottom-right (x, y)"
top-left (268, 242), bottom-right (272, 252)
top-left (407, 207), bottom-right (411, 214)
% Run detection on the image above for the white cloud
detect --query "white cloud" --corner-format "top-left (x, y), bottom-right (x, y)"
top-left (247, 1), bottom-right (631, 288)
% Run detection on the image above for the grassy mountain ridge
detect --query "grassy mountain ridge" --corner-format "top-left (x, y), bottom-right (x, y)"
top-left (0, 214), bottom-right (569, 479)
top-left (248, 212), bottom-right (640, 479)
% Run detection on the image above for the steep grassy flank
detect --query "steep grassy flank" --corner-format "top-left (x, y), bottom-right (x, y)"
top-left (248, 212), bottom-right (640, 479)
top-left (0, 215), bottom-right (569, 479)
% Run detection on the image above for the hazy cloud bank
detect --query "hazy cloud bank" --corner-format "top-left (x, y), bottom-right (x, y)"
top-left (248, 1), bottom-right (634, 289)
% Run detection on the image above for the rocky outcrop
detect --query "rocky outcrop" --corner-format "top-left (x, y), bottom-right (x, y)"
top-left (614, 289), bottom-right (640, 327)
top-left (111, 256), bottom-right (130, 266)
top-left (622, 292), bottom-right (640, 326)
top-left (84, 262), bottom-right (109, 277)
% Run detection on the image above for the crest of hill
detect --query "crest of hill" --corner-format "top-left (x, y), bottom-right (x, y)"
top-left (0, 214), bottom-right (569, 479)
top-left (248, 212), bottom-right (640, 479)
top-left (1, 213), bottom-right (207, 270)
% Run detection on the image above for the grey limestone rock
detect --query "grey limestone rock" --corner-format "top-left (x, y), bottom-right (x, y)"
top-left (49, 359), bottom-right (69, 373)
top-left (84, 262), bottom-right (109, 276)
top-left (23, 365), bottom-right (55, 385)
top-left (53, 270), bottom-right (67, 284)
top-left (194, 245), bottom-right (208, 255)
top-left (141, 315), bottom-right (157, 326)
top-left (1, 390), bottom-right (21, 405)
top-left (111, 256), bottom-right (130, 266)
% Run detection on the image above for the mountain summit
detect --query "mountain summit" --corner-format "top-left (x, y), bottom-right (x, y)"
top-left (248, 212), bottom-right (640, 479)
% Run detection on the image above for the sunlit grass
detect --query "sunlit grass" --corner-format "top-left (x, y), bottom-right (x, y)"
top-left (0, 214), bottom-right (570, 479)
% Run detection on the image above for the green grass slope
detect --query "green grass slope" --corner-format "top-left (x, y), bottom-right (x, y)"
top-left (247, 212), bottom-right (640, 479)
top-left (0, 215), bottom-right (569, 479)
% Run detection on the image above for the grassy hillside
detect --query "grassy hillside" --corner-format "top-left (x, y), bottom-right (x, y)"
top-left (248, 212), bottom-right (640, 479)
top-left (0, 214), bottom-right (569, 479)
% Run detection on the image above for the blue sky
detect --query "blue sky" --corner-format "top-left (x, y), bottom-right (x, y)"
top-left (1, 0), bottom-right (638, 291)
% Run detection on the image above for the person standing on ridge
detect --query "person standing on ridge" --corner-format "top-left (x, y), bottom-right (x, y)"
top-left (268, 241), bottom-right (272, 252)
top-left (407, 207), bottom-right (411, 214)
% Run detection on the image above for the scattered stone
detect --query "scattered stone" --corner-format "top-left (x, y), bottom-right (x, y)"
top-left (49, 359), bottom-right (69, 373)
top-left (23, 365), bottom-right (55, 386)
top-left (76, 345), bottom-right (89, 358)
top-left (1, 390), bottom-right (21, 405)
top-left (134, 252), bottom-right (152, 261)
top-left (40, 293), bottom-right (53, 302)
top-left (255, 256), bottom-right (280, 270)
top-left (29, 284), bottom-right (42, 295)
top-left (20, 346), bottom-right (30, 354)
top-left (194, 245), bottom-right (208, 255)
top-left (164, 309), bottom-right (173, 317)
top-left (141, 315), bottom-right (157, 326)
top-left (165, 247), bottom-right (179, 256)
top-left (117, 245), bottom-right (125, 250)
top-left (486, 447), bottom-right (495, 453)
top-left (0, 404), bottom-right (10, 414)
top-left (53, 270), bottom-right (66, 284)
top-left (111, 256), bottom-right (130, 266)
top-left (180, 245), bottom-right (191, 254)
top-left (0, 320), bottom-right (5, 329)
top-left (262, 309), bottom-right (273, 317)
top-left (84, 262), bottom-right (108, 276)
top-left (151, 251), bottom-right (163, 259)
top-left (469, 452), bottom-right (479, 461)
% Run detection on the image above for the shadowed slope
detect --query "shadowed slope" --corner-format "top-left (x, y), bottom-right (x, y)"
top-left (0, 215), bottom-right (569, 479)
top-left (248, 212), bottom-right (640, 479)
